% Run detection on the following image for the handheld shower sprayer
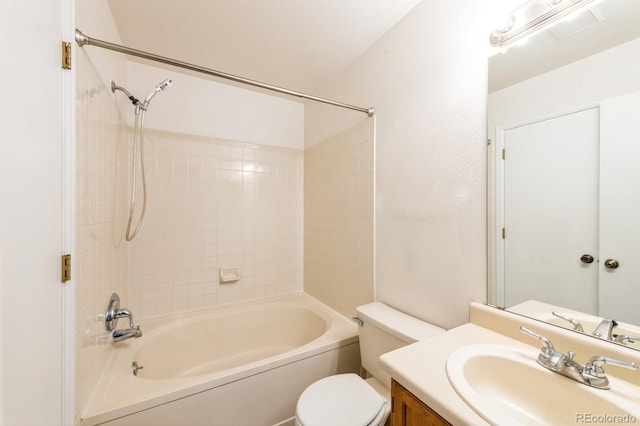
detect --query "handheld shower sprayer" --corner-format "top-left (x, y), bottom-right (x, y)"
top-left (110, 79), bottom-right (173, 113)
top-left (142, 79), bottom-right (173, 109)
top-left (110, 77), bottom-right (173, 241)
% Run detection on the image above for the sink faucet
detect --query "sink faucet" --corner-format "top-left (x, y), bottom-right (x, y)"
top-left (105, 293), bottom-right (143, 343)
top-left (592, 318), bottom-right (618, 341)
top-left (591, 318), bottom-right (640, 346)
top-left (520, 326), bottom-right (638, 389)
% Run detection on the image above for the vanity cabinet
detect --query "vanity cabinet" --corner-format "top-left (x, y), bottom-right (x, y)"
top-left (390, 380), bottom-right (451, 426)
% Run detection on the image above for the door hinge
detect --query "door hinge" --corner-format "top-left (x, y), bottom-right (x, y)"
top-left (502, 228), bottom-right (506, 239)
top-left (61, 254), bottom-right (71, 282)
top-left (502, 149), bottom-right (505, 160)
top-left (61, 41), bottom-right (72, 70)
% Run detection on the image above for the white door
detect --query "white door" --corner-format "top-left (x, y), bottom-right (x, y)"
top-left (599, 91), bottom-right (640, 324)
top-left (0, 0), bottom-right (65, 424)
top-left (502, 107), bottom-right (599, 313)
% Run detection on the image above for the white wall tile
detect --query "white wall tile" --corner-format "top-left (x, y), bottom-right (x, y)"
top-left (75, 49), bottom-right (129, 419)
top-left (128, 131), bottom-right (303, 318)
top-left (304, 120), bottom-right (374, 318)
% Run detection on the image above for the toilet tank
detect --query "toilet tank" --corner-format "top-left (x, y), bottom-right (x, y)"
top-left (356, 302), bottom-right (444, 388)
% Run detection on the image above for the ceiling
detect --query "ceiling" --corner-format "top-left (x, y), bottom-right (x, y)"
top-left (107, 0), bottom-right (421, 95)
top-left (489, 0), bottom-right (640, 92)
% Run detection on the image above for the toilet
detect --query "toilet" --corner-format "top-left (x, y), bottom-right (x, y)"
top-left (295, 302), bottom-right (444, 426)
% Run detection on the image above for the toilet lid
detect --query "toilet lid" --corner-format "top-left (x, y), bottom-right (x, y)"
top-left (296, 374), bottom-right (386, 426)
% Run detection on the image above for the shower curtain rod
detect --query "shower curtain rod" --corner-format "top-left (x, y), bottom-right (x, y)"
top-left (75, 29), bottom-right (374, 117)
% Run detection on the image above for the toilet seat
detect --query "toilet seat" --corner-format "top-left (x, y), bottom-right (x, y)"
top-left (296, 373), bottom-right (387, 426)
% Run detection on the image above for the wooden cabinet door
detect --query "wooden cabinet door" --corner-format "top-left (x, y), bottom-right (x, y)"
top-left (391, 380), bottom-right (451, 426)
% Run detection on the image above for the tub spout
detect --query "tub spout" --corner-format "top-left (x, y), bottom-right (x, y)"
top-left (112, 326), bottom-right (142, 343)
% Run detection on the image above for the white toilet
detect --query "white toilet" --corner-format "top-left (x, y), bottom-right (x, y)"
top-left (295, 302), bottom-right (444, 426)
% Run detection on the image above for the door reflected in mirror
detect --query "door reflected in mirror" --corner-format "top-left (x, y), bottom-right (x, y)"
top-left (487, 0), bottom-right (640, 349)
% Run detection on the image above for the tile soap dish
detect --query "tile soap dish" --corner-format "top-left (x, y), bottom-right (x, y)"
top-left (219, 267), bottom-right (241, 284)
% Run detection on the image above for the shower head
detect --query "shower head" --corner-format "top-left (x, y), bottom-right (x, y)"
top-left (157, 79), bottom-right (173, 91)
top-left (142, 79), bottom-right (173, 107)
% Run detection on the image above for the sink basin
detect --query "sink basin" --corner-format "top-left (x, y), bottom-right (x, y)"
top-left (446, 344), bottom-right (640, 425)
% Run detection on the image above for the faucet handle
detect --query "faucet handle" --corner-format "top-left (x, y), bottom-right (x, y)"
top-left (585, 355), bottom-right (638, 376)
top-left (520, 326), bottom-right (555, 355)
top-left (115, 308), bottom-right (135, 328)
top-left (551, 311), bottom-right (585, 332)
top-left (614, 335), bottom-right (640, 345)
top-left (105, 293), bottom-right (121, 331)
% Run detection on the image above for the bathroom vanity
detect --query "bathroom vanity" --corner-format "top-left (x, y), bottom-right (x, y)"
top-left (390, 380), bottom-right (450, 426)
top-left (381, 303), bottom-right (640, 425)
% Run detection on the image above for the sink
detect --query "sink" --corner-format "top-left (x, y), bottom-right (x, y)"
top-left (446, 344), bottom-right (640, 425)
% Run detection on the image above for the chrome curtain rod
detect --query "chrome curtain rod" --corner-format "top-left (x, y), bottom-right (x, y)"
top-left (75, 29), bottom-right (374, 117)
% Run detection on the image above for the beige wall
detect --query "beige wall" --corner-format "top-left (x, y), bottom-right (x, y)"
top-left (306, 0), bottom-right (489, 329)
top-left (304, 119), bottom-right (374, 317)
top-left (128, 130), bottom-right (303, 318)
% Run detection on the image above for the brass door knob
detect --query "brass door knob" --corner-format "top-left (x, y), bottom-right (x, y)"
top-left (580, 254), bottom-right (594, 264)
top-left (604, 259), bottom-right (620, 269)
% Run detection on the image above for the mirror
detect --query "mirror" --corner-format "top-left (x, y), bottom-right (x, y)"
top-left (487, 0), bottom-right (640, 350)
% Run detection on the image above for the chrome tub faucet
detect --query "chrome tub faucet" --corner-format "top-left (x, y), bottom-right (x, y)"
top-left (105, 293), bottom-right (143, 343)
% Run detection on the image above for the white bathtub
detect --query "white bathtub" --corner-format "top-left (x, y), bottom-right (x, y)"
top-left (82, 293), bottom-right (360, 425)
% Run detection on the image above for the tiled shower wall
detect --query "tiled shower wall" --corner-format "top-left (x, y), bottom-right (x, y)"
top-left (304, 119), bottom-right (374, 318)
top-left (75, 50), bottom-right (129, 418)
top-left (127, 130), bottom-right (304, 319)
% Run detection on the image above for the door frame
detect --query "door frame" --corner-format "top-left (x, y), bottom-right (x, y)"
top-left (493, 101), bottom-right (601, 308)
top-left (62, 0), bottom-right (76, 423)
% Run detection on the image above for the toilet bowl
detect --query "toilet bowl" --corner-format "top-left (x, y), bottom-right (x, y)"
top-left (295, 302), bottom-right (444, 426)
top-left (295, 374), bottom-right (388, 426)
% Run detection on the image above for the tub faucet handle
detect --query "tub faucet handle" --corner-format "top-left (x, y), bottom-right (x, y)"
top-left (115, 308), bottom-right (135, 328)
top-left (105, 293), bottom-right (143, 343)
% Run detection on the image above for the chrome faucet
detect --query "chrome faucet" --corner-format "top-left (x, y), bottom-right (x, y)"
top-left (592, 318), bottom-right (618, 341)
top-left (520, 326), bottom-right (638, 389)
top-left (105, 293), bottom-right (143, 343)
top-left (590, 318), bottom-right (640, 346)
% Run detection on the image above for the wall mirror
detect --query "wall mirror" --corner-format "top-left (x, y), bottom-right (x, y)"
top-left (487, 0), bottom-right (640, 350)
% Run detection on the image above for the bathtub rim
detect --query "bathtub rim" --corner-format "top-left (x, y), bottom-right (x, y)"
top-left (81, 292), bottom-right (359, 425)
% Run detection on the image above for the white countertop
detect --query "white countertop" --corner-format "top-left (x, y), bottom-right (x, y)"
top-left (379, 323), bottom-right (537, 425)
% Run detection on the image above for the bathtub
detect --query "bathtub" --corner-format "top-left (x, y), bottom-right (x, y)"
top-left (82, 293), bottom-right (360, 425)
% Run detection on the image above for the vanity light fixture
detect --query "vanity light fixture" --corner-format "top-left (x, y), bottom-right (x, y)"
top-left (490, 0), bottom-right (603, 47)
